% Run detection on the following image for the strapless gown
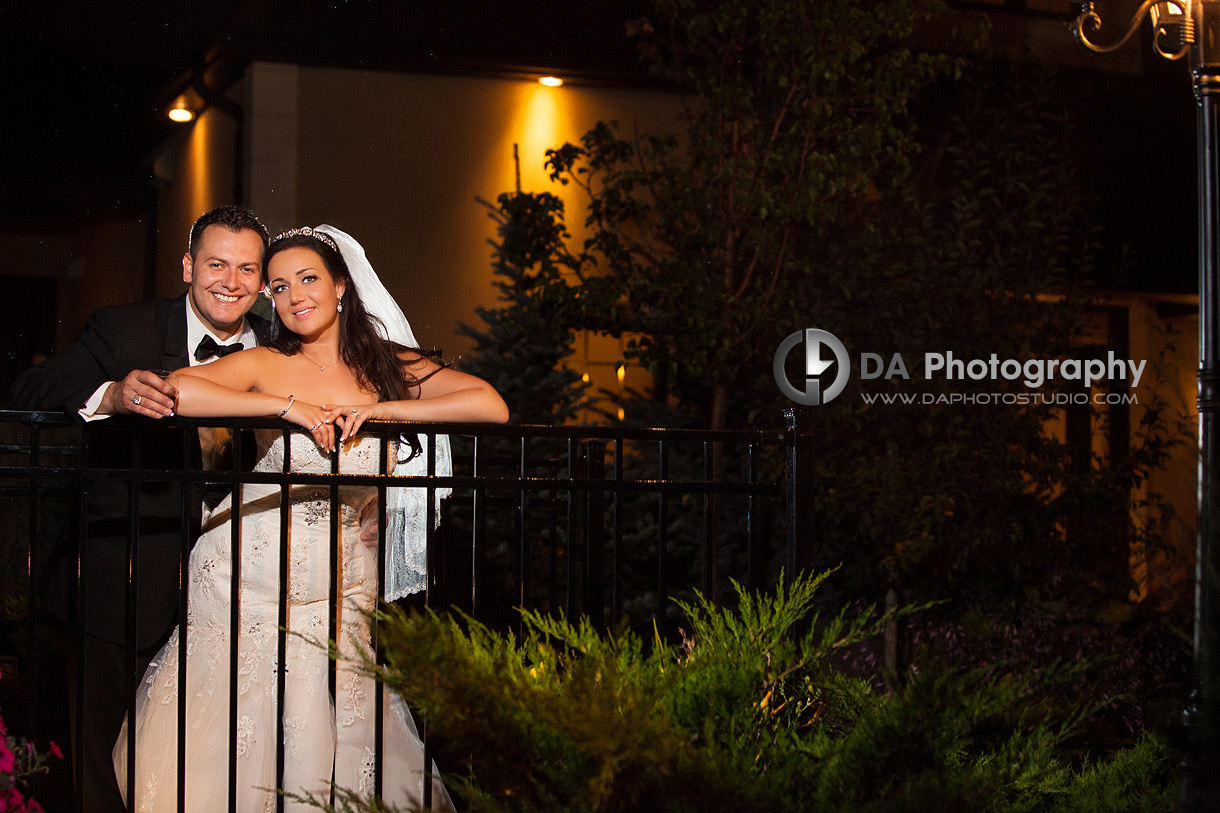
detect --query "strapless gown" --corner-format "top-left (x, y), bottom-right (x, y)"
top-left (114, 430), bottom-right (451, 811)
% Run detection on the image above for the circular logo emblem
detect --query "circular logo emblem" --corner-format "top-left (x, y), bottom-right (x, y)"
top-left (773, 329), bottom-right (850, 405)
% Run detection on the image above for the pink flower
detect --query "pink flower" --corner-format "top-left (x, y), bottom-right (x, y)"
top-left (48, 741), bottom-right (62, 760)
top-left (0, 741), bottom-right (15, 774)
top-left (0, 787), bottom-right (24, 812)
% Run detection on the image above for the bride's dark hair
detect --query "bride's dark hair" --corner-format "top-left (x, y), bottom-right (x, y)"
top-left (262, 232), bottom-right (432, 401)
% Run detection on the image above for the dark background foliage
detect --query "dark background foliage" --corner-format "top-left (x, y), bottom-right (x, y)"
top-left (451, 1), bottom-right (1192, 780)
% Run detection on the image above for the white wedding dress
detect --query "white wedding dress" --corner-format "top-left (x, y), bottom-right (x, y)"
top-left (114, 430), bottom-right (452, 812)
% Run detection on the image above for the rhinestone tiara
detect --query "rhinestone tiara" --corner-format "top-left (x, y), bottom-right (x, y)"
top-left (270, 226), bottom-right (339, 253)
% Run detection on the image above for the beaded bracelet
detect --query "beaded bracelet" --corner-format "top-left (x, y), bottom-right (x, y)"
top-left (277, 395), bottom-right (295, 418)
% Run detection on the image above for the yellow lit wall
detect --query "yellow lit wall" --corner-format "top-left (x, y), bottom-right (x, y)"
top-left (1125, 297), bottom-right (1197, 606)
top-left (153, 106), bottom-right (237, 298)
top-left (1040, 294), bottom-right (1199, 608)
top-left (249, 65), bottom-right (684, 362)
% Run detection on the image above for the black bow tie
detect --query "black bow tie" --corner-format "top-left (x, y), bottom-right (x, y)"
top-left (194, 335), bottom-right (245, 362)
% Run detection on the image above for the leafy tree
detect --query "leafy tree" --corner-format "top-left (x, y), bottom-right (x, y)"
top-left (804, 64), bottom-right (1189, 605)
top-left (806, 64), bottom-right (1093, 600)
top-left (458, 5), bottom-right (1188, 611)
top-left (542, 0), bottom-right (976, 430)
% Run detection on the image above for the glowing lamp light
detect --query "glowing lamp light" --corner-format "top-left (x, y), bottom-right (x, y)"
top-left (168, 97), bottom-right (194, 122)
top-left (616, 363), bottom-right (626, 384)
top-left (1153, 0), bottom-right (1187, 19)
top-left (538, 76), bottom-right (564, 87)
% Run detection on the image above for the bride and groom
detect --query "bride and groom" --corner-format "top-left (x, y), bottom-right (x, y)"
top-left (10, 208), bottom-right (508, 811)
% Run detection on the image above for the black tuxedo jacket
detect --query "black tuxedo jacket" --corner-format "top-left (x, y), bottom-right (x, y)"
top-left (9, 293), bottom-right (268, 647)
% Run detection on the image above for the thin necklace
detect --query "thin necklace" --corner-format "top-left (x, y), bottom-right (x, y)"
top-left (297, 349), bottom-right (339, 371)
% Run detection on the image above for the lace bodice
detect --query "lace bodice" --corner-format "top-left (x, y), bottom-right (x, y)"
top-left (253, 429), bottom-right (394, 477)
top-left (245, 428), bottom-right (435, 599)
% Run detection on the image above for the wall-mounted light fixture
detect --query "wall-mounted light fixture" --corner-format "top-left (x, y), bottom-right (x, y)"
top-left (167, 95), bottom-right (195, 122)
top-left (538, 76), bottom-right (564, 87)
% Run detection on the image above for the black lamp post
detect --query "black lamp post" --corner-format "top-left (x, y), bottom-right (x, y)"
top-left (1074, 1), bottom-right (1218, 806)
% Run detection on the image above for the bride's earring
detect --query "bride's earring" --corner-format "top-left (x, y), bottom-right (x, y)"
top-left (337, 297), bottom-right (343, 313)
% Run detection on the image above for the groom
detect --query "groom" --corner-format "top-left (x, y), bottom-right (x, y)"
top-left (8, 204), bottom-right (270, 813)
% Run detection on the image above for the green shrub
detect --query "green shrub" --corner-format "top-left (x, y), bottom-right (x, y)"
top-left (1049, 735), bottom-right (1175, 813)
top-left (305, 571), bottom-right (1177, 812)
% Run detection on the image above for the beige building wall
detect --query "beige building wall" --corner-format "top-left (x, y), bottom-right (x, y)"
top-left (0, 219), bottom-right (147, 353)
top-left (249, 64), bottom-right (685, 365)
top-left (1123, 295), bottom-right (1198, 605)
top-left (151, 106), bottom-right (239, 298)
top-left (74, 219), bottom-right (152, 332)
top-left (0, 230), bottom-right (87, 353)
top-left (1047, 294), bottom-right (1200, 606)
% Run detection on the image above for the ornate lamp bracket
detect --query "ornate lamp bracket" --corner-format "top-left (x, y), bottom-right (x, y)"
top-left (1073, 0), bottom-right (1192, 60)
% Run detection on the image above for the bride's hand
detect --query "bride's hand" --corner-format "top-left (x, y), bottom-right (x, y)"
top-left (323, 402), bottom-right (382, 444)
top-left (284, 399), bottom-right (336, 452)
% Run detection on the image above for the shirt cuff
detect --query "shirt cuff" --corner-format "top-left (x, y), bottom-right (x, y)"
top-left (78, 382), bottom-right (115, 421)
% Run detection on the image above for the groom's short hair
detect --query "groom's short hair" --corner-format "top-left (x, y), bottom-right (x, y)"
top-left (188, 205), bottom-right (270, 258)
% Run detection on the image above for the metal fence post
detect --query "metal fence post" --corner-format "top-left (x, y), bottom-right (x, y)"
top-left (582, 440), bottom-right (606, 631)
top-left (785, 406), bottom-right (815, 577)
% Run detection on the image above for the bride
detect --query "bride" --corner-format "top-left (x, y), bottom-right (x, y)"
top-left (113, 225), bottom-right (508, 811)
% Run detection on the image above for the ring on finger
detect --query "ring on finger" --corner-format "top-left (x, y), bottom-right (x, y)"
top-left (309, 422), bottom-right (321, 431)
top-left (132, 394), bottom-right (143, 406)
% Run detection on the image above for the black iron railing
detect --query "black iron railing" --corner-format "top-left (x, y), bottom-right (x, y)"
top-left (0, 408), bottom-right (813, 811)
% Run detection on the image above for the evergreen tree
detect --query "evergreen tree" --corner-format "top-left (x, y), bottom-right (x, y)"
top-left (456, 189), bottom-right (589, 425)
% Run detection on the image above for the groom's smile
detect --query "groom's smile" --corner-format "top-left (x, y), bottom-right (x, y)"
top-left (182, 224), bottom-right (265, 338)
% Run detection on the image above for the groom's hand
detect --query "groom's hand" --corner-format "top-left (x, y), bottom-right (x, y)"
top-left (357, 500), bottom-right (380, 548)
top-left (101, 369), bottom-right (177, 418)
